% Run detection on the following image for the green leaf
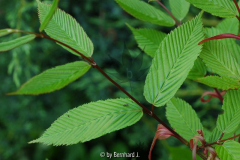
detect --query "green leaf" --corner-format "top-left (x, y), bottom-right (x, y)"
top-left (169, 0), bottom-right (190, 21)
top-left (37, 0), bottom-right (94, 57)
top-left (0, 35), bottom-right (36, 52)
top-left (0, 28), bottom-right (16, 37)
top-left (166, 97), bottom-right (203, 141)
top-left (197, 76), bottom-right (240, 90)
top-left (127, 24), bottom-right (167, 57)
top-left (30, 98), bottom-right (143, 145)
top-left (8, 61), bottom-right (91, 95)
top-left (217, 90), bottom-right (240, 133)
top-left (216, 18), bottom-right (239, 35)
top-left (217, 18), bottom-right (240, 63)
top-left (39, 0), bottom-right (59, 32)
top-left (207, 127), bottom-right (235, 144)
top-left (187, 58), bottom-right (207, 80)
top-left (168, 146), bottom-right (202, 160)
top-left (186, 0), bottom-right (237, 18)
top-left (216, 140), bottom-right (240, 160)
top-left (205, 19), bottom-right (240, 64)
top-left (115, 0), bottom-right (175, 26)
top-left (206, 127), bottom-right (222, 143)
top-left (144, 12), bottom-right (204, 107)
top-left (200, 40), bottom-right (240, 79)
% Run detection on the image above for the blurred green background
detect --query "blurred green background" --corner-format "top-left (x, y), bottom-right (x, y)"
top-left (0, 0), bottom-right (225, 160)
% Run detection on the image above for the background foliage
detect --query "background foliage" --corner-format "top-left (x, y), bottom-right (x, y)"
top-left (0, 0), bottom-right (228, 159)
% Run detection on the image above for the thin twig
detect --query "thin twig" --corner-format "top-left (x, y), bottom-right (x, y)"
top-left (156, 0), bottom-right (180, 27)
top-left (233, 0), bottom-right (240, 17)
top-left (40, 31), bottom-right (188, 144)
top-left (41, 34), bottom-right (94, 64)
top-left (44, 34), bottom-right (206, 159)
top-left (13, 29), bottom-right (43, 37)
top-left (218, 133), bottom-right (224, 141)
top-left (236, 15), bottom-right (240, 22)
top-left (214, 88), bottom-right (223, 103)
top-left (151, 104), bottom-right (155, 113)
top-left (205, 134), bottom-right (240, 147)
top-left (233, 0), bottom-right (240, 22)
top-left (15, 30), bottom-right (207, 160)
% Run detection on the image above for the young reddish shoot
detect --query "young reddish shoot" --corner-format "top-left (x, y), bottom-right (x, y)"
top-left (149, 124), bottom-right (176, 160)
top-left (199, 33), bottom-right (240, 45)
top-left (154, 0), bottom-right (180, 27)
top-left (201, 90), bottom-right (225, 103)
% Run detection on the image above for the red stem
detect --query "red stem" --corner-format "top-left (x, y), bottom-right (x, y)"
top-left (233, 0), bottom-right (240, 21)
top-left (205, 134), bottom-right (240, 147)
top-left (218, 133), bottom-right (224, 141)
top-left (236, 15), bottom-right (240, 22)
top-left (214, 88), bottom-right (223, 103)
top-left (94, 64), bottom-right (189, 145)
top-left (156, 1), bottom-right (180, 27)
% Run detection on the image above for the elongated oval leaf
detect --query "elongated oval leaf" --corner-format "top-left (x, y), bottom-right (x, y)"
top-left (166, 97), bottom-right (203, 141)
top-left (0, 35), bottom-right (36, 52)
top-left (127, 24), bottom-right (167, 57)
top-left (188, 58), bottom-right (207, 80)
top-left (30, 98), bottom-right (143, 145)
top-left (39, 0), bottom-right (59, 32)
top-left (186, 0), bottom-right (237, 18)
top-left (115, 0), bottom-right (175, 26)
top-left (144, 12), bottom-right (204, 107)
top-left (197, 76), bottom-right (240, 90)
top-left (8, 61), bottom-right (91, 95)
top-left (200, 40), bottom-right (240, 80)
top-left (169, 0), bottom-right (190, 21)
top-left (216, 140), bottom-right (240, 160)
top-left (37, 0), bottom-right (94, 57)
top-left (217, 90), bottom-right (240, 133)
top-left (0, 28), bottom-right (16, 37)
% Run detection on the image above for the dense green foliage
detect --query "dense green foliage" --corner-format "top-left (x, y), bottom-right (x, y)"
top-left (1, 0), bottom-right (240, 160)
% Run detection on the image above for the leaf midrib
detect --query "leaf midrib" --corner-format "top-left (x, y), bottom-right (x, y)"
top-left (40, 109), bottom-right (141, 139)
top-left (153, 20), bottom-right (200, 105)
